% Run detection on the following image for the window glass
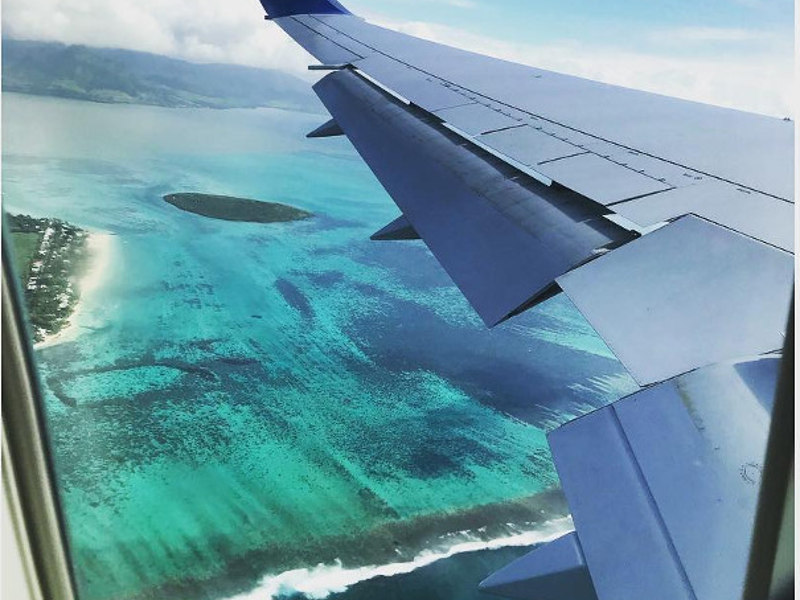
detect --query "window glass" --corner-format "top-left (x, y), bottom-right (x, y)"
top-left (2, 72), bottom-right (637, 600)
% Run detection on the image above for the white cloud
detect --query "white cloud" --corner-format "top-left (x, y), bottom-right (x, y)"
top-left (1, 0), bottom-right (315, 76)
top-left (647, 25), bottom-right (776, 44)
top-left (439, 0), bottom-right (478, 8)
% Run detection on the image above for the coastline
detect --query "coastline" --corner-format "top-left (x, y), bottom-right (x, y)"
top-left (106, 491), bottom-right (571, 600)
top-left (35, 232), bottom-right (115, 349)
top-left (227, 516), bottom-right (574, 600)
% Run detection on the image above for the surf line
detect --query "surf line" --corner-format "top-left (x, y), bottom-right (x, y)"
top-left (228, 516), bottom-right (573, 600)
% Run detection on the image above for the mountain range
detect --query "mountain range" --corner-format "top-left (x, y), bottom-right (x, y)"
top-left (2, 39), bottom-right (322, 112)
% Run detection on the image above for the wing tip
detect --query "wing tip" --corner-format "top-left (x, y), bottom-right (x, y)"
top-left (260, 0), bottom-right (350, 19)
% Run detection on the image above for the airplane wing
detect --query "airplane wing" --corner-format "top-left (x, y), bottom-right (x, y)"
top-left (257, 1), bottom-right (795, 598)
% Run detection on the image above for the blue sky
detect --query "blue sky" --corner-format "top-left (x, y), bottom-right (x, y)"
top-left (2, 0), bottom-right (795, 115)
top-left (341, 0), bottom-right (794, 115)
top-left (348, 0), bottom-right (793, 42)
top-left (347, 0), bottom-right (794, 56)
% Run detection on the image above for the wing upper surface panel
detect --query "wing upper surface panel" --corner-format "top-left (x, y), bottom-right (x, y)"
top-left (596, 148), bottom-right (710, 189)
top-left (613, 181), bottom-right (794, 251)
top-left (274, 17), bottom-right (362, 64)
top-left (353, 54), bottom-right (473, 111)
top-left (536, 153), bottom-right (674, 206)
top-left (293, 14), bottom-right (374, 56)
top-left (432, 103), bottom-right (522, 136)
top-left (478, 126), bottom-right (589, 168)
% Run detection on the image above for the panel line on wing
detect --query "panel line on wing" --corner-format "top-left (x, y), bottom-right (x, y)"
top-left (479, 124), bottom-right (528, 136)
top-left (442, 122), bottom-right (553, 186)
top-left (537, 151), bottom-right (593, 165)
top-left (285, 15), bottom-right (367, 60)
top-left (292, 14), bottom-right (373, 57)
top-left (603, 187), bottom-right (678, 206)
top-left (605, 181), bottom-right (794, 251)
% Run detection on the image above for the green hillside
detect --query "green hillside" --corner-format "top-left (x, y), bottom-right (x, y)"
top-left (2, 39), bottom-right (322, 113)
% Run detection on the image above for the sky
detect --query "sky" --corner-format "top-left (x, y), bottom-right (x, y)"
top-left (1, 0), bottom-right (795, 116)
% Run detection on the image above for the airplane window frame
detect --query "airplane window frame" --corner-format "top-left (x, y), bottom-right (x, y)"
top-left (2, 228), bottom-right (78, 600)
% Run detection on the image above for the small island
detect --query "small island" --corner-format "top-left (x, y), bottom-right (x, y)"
top-left (8, 214), bottom-right (89, 343)
top-left (164, 193), bottom-right (313, 223)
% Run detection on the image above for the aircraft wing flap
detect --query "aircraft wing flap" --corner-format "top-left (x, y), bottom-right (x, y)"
top-left (556, 215), bottom-right (792, 385)
top-left (478, 531), bottom-right (599, 600)
top-left (548, 356), bottom-right (778, 600)
top-left (550, 404), bottom-right (696, 600)
top-left (613, 358), bottom-right (777, 600)
top-left (313, 68), bottom-right (634, 327)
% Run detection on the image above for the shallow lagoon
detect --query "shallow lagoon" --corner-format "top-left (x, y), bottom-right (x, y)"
top-left (3, 92), bottom-right (637, 600)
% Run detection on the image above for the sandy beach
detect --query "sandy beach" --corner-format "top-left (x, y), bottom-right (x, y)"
top-left (35, 232), bottom-right (115, 349)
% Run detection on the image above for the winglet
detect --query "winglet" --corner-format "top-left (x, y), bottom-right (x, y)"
top-left (260, 0), bottom-right (350, 19)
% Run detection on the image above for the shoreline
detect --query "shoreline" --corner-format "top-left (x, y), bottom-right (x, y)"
top-left (227, 516), bottom-right (574, 600)
top-left (3, 91), bottom-right (326, 117)
top-left (115, 491), bottom-right (570, 600)
top-left (35, 232), bottom-right (115, 349)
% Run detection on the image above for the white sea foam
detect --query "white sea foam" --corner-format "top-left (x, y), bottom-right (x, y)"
top-left (227, 516), bottom-right (574, 600)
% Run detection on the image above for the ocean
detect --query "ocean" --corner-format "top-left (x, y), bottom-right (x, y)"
top-left (2, 91), bottom-right (638, 600)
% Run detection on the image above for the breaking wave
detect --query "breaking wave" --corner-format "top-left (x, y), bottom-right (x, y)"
top-left (227, 516), bottom-right (573, 600)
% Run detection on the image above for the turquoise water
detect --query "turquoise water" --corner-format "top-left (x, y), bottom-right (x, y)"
top-left (3, 92), bottom-right (638, 600)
